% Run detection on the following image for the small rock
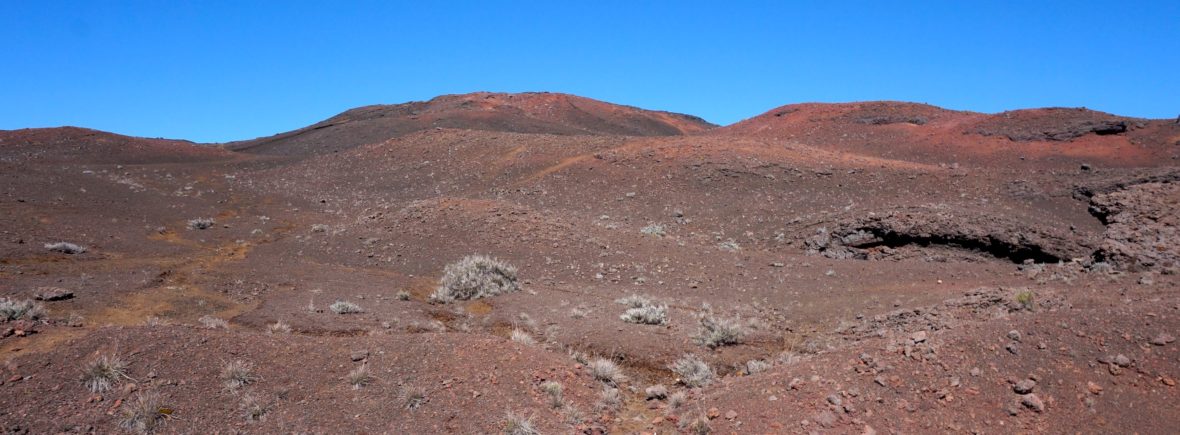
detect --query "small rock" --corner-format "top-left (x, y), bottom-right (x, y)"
top-left (1020, 394), bottom-right (1045, 412)
top-left (862, 425), bottom-right (877, 435)
top-left (1151, 333), bottom-right (1175, 346)
top-left (970, 367), bottom-right (981, 377)
top-left (1012, 379), bottom-right (1036, 394)
top-left (706, 407), bottom-right (720, 419)
top-left (1080, 163), bottom-right (1092, 171)
top-left (1114, 354), bottom-right (1132, 368)
top-left (1087, 381), bottom-right (1103, 394)
top-left (724, 410), bottom-right (737, 420)
top-left (826, 394), bottom-right (842, 406)
top-left (1163, 377), bottom-right (1177, 387)
top-left (911, 331), bottom-right (928, 343)
top-left (350, 350), bottom-right (369, 362)
top-left (813, 410), bottom-right (837, 428)
top-left (1005, 343), bottom-right (1019, 355)
top-left (1007, 330), bottom-right (1022, 342)
top-left (34, 287), bottom-right (74, 301)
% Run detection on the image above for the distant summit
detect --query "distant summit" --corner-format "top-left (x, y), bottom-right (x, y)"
top-left (226, 92), bottom-right (716, 156)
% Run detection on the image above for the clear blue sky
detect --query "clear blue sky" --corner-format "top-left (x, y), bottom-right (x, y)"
top-left (3, 1), bottom-right (1177, 143)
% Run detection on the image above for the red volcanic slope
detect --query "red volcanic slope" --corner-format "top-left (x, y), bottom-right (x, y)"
top-left (716, 101), bottom-right (1180, 167)
top-left (0, 126), bottom-right (230, 164)
top-left (227, 92), bottom-right (717, 156)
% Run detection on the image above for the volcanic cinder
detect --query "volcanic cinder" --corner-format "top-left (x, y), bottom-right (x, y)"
top-left (2, 92), bottom-right (1179, 434)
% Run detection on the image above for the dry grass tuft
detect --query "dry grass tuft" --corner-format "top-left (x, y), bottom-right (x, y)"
top-left (221, 360), bottom-right (259, 390)
top-left (670, 354), bottom-right (715, 388)
top-left (432, 255), bottom-right (519, 303)
top-left (589, 358), bottom-right (627, 385)
top-left (82, 354), bottom-right (129, 393)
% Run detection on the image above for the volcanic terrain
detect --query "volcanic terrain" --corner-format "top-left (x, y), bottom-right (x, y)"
top-left (2, 92), bottom-right (1179, 434)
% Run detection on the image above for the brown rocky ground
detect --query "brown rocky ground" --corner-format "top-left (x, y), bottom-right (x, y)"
top-left (1, 93), bottom-right (1178, 434)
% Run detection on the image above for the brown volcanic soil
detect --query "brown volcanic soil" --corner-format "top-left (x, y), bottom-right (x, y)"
top-left (2, 93), bottom-right (1179, 434)
top-left (718, 102), bottom-right (1180, 168)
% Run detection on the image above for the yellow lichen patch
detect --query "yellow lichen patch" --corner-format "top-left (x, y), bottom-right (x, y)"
top-left (406, 276), bottom-right (439, 300)
top-left (0, 328), bottom-right (87, 357)
top-left (148, 230), bottom-right (202, 249)
top-left (92, 284), bottom-right (255, 327)
top-left (465, 300), bottom-right (494, 315)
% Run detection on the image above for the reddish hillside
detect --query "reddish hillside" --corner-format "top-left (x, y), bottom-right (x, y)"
top-left (0, 127), bottom-right (230, 164)
top-left (717, 102), bottom-right (1180, 168)
top-left (3, 93), bottom-right (1179, 434)
top-left (227, 92), bottom-right (716, 156)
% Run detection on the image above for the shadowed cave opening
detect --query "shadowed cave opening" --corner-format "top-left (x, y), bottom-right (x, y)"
top-left (846, 229), bottom-right (1065, 264)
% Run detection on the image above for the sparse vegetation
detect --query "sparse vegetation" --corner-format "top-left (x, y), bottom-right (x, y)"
top-left (670, 354), bottom-right (715, 388)
top-left (119, 392), bottom-right (168, 434)
top-left (620, 304), bottom-right (669, 325)
top-left (330, 300), bottom-right (363, 314)
top-left (199, 315), bottom-right (228, 329)
top-left (187, 218), bottom-right (215, 230)
top-left (502, 411), bottom-right (539, 435)
top-left (615, 294), bottom-right (653, 309)
top-left (241, 393), bottom-right (268, 422)
top-left (516, 312), bottom-right (538, 332)
top-left (402, 387), bottom-right (427, 410)
top-left (510, 328), bottom-right (536, 345)
top-left (562, 403), bottom-right (586, 426)
top-left (0, 298), bottom-right (45, 321)
top-left (645, 384), bottom-right (668, 400)
top-left (680, 412), bottom-right (713, 434)
top-left (267, 320), bottom-right (291, 334)
top-left (589, 358), bottom-right (627, 385)
top-left (717, 239), bottom-right (740, 252)
top-left (569, 306), bottom-right (589, 319)
top-left (395, 290), bottom-right (411, 301)
top-left (596, 386), bottom-right (622, 412)
top-left (1015, 290), bottom-right (1035, 310)
top-left (569, 349), bottom-right (589, 365)
top-left (1089, 261), bottom-right (1115, 274)
top-left (66, 312), bottom-right (85, 327)
top-left (640, 223), bottom-right (666, 237)
top-left (540, 381), bottom-right (564, 408)
top-left (745, 359), bottom-right (771, 375)
top-left (615, 294), bottom-right (669, 325)
top-left (221, 360), bottom-right (258, 390)
top-left (667, 391), bottom-right (688, 411)
top-left (82, 354), bottom-right (129, 393)
top-left (44, 241), bottom-right (86, 254)
top-left (348, 364), bottom-right (373, 389)
top-left (431, 255), bottom-right (520, 303)
top-left (693, 313), bottom-right (746, 348)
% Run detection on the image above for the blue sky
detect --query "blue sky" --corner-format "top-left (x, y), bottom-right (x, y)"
top-left (2, 1), bottom-right (1177, 143)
